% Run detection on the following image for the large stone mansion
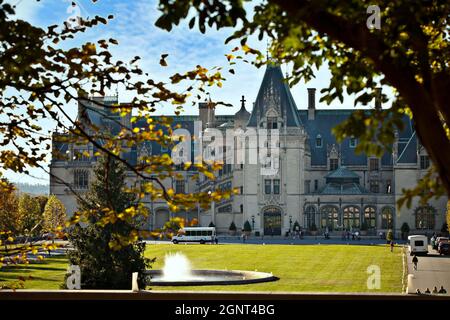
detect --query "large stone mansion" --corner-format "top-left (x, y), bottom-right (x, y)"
top-left (50, 64), bottom-right (448, 237)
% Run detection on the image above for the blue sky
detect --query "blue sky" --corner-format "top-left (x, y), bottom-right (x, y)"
top-left (5, 0), bottom-right (391, 184)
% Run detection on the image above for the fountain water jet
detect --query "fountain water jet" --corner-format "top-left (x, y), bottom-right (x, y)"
top-left (146, 252), bottom-right (279, 286)
top-left (161, 252), bottom-right (199, 281)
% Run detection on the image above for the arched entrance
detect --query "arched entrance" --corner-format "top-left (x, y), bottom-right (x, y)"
top-left (263, 207), bottom-right (282, 236)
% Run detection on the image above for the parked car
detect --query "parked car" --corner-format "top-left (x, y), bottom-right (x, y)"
top-left (438, 242), bottom-right (450, 255)
top-left (434, 237), bottom-right (449, 250)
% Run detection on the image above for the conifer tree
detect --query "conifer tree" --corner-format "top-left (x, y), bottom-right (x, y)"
top-left (67, 155), bottom-right (151, 289)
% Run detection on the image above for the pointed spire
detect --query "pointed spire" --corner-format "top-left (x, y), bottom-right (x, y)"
top-left (247, 64), bottom-right (302, 127)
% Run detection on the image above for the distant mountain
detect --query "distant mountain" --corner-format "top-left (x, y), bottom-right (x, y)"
top-left (14, 183), bottom-right (49, 195)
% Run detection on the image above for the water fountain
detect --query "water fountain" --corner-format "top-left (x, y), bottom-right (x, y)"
top-left (145, 252), bottom-right (278, 286)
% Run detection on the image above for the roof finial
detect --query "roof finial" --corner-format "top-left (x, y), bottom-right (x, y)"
top-left (240, 95), bottom-right (246, 109)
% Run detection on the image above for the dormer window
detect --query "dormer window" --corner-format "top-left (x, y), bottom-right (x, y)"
top-left (349, 137), bottom-right (357, 148)
top-left (267, 117), bottom-right (277, 129)
top-left (329, 158), bottom-right (339, 171)
top-left (316, 134), bottom-right (323, 148)
top-left (369, 158), bottom-right (379, 171)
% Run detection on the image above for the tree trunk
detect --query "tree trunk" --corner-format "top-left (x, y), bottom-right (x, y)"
top-left (271, 0), bottom-right (450, 197)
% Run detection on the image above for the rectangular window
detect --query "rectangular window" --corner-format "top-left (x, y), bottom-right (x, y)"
top-left (370, 180), bottom-right (379, 193)
top-left (316, 137), bottom-right (322, 148)
top-left (273, 179), bottom-right (280, 194)
top-left (420, 155), bottom-right (430, 170)
top-left (330, 158), bottom-right (339, 171)
top-left (240, 186), bottom-right (243, 194)
top-left (304, 180), bottom-right (311, 194)
top-left (175, 180), bottom-right (185, 194)
top-left (264, 179), bottom-right (272, 194)
top-left (314, 180), bottom-right (318, 191)
top-left (74, 170), bottom-right (89, 189)
top-left (349, 138), bottom-right (357, 148)
top-left (240, 204), bottom-right (243, 213)
top-left (267, 117), bottom-right (277, 129)
top-left (369, 158), bottom-right (379, 171)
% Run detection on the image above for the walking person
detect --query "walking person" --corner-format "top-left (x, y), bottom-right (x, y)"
top-left (390, 240), bottom-right (394, 252)
top-left (412, 254), bottom-right (418, 271)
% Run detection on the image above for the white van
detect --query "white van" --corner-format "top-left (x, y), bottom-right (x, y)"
top-left (408, 235), bottom-right (428, 255)
top-left (172, 227), bottom-right (216, 244)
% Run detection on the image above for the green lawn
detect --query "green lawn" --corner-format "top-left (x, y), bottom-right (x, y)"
top-left (146, 244), bottom-right (403, 293)
top-left (0, 244), bottom-right (404, 292)
top-left (0, 256), bottom-right (68, 290)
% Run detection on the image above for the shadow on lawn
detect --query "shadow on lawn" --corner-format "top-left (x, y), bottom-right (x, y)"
top-left (0, 275), bottom-right (62, 284)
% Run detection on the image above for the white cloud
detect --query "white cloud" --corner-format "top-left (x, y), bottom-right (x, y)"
top-left (5, 0), bottom-right (43, 23)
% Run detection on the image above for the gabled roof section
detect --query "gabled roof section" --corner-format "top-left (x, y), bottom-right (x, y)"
top-left (325, 166), bottom-right (360, 179)
top-left (247, 64), bottom-right (302, 127)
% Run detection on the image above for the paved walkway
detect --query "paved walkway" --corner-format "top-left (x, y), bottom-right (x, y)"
top-left (145, 237), bottom-right (404, 246)
top-left (406, 245), bottom-right (450, 295)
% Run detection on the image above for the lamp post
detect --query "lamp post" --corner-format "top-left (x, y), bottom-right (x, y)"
top-left (289, 215), bottom-right (292, 232)
top-left (251, 215), bottom-right (255, 232)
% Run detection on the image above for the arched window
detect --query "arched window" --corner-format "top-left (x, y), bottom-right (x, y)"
top-left (74, 169), bottom-right (89, 189)
top-left (305, 206), bottom-right (316, 229)
top-left (364, 206), bottom-right (376, 229)
top-left (343, 206), bottom-right (360, 229)
top-left (415, 206), bottom-right (435, 230)
top-left (381, 207), bottom-right (394, 229)
top-left (320, 206), bottom-right (339, 231)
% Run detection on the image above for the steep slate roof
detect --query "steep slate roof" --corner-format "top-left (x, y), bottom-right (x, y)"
top-left (396, 118), bottom-right (417, 164)
top-left (298, 110), bottom-right (370, 166)
top-left (56, 71), bottom-right (419, 169)
top-left (297, 110), bottom-right (419, 167)
top-left (247, 64), bottom-right (302, 127)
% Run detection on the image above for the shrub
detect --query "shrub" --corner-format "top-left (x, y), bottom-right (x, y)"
top-left (229, 221), bottom-right (237, 231)
top-left (293, 221), bottom-right (301, 231)
top-left (243, 220), bottom-right (252, 232)
top-left (208, 221), bottom-right (215, 227)
top-left (401, 222), bottom-right (410, 234)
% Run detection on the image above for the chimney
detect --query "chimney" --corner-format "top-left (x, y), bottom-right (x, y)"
top-left (375, 87), bottom-right (382, 110)
top-left (198, 100), bottom-right (215, 130)
top-left (307, 88), bottom-right (316, 120)
top-left (77, 90), bottom-right (89, 121)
